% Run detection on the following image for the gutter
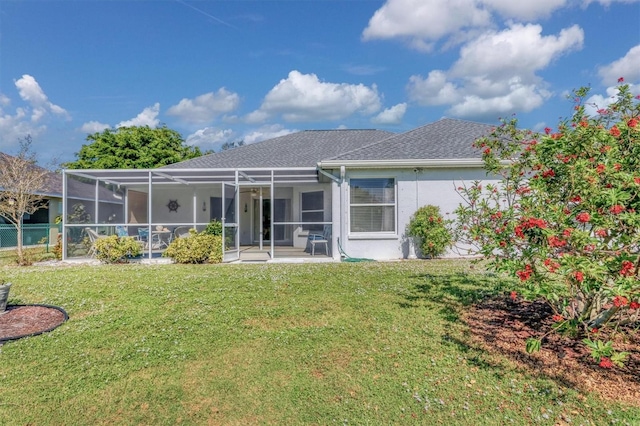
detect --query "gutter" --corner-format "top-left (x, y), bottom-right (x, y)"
top-left (317, 158), bottom-right (485, 169)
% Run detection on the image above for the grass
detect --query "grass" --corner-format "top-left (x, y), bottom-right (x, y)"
top-left (0, 260), bottom-right (638, 425)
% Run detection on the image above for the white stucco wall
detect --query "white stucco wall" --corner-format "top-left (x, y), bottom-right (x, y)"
top-left (332, 167), bottom-right (498, 260)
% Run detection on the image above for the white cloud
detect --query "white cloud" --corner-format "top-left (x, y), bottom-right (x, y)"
top-left (116, 103), bottom-right (160, 128)
top-left (243, 124), bottom-right (296, 144)
top-left (0, 75), bottom-right (70, 149)
top-left (80, 121), bottom-right (111, 134)
top-left (407, 24), bottom-right (582, 120)
top-left (362, 0), bottom-right (492, 50)
top-left (0, 109), bottom-right (45, 149)
top-left (407, 70), bottom-right (461, 106)
top-left (451, 24), bottom-right (584, 79)
top-left (448, 79), bottom-right (550, 118)
top-left (481, 0), bottom-right (568, 20)
top-left (244, 110), bottom-right (270, 124)
top-left (185, 127), bottom-right (236, 147)
top-left (249, 70), bottom-right (382, 122)
top-left (598, 44), bottom-right (640, 85)
top-left (372, 103), bottom-right (407, 124)
top-left (14, 74), bottom-right (70, 122)
top-left (167, 88), bottom-right (241, 124)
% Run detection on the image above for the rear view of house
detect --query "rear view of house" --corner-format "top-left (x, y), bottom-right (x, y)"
top-left (61, 118), bottom-right (495, 262)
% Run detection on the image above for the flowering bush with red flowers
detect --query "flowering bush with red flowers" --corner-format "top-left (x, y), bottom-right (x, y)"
top-left (455, 82), bottom-right (640, 366)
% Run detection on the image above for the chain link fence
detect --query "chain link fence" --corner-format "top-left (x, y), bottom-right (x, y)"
top-left (0, 224), bottom-right (59, 252)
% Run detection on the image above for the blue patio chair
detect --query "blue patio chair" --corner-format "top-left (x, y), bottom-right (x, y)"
top-left (137, 228), bottom-right (150, 248)
top-left (115, 225), bottom-right (128, 238)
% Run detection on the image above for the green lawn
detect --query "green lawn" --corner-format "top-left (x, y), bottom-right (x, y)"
top-left (0, 261), bottom-right (637, 425)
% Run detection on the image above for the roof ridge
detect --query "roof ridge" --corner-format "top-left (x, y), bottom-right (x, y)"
top-left (320, 118), bottom-right (494, 164)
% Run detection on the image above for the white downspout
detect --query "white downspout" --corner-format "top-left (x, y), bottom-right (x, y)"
top-left (407, 168), bottom-right (419, 259)
top-left (340, 166), bottom-right (346, 258)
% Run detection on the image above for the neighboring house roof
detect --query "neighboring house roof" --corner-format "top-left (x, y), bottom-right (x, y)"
top-left (164, 129), bottom-right (394, 169)
top-left (0, 153), bottom-right (121, 203)
top-left (322, 118), bottom-right (491, 164)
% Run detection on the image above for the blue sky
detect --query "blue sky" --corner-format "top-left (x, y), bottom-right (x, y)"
top-left (0, 0), bottom-right (639, 166)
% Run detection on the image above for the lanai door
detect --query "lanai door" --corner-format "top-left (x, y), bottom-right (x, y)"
top-left (222, 182), bottom-right (239, 262)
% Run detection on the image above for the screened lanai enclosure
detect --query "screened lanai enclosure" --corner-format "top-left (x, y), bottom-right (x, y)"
top-left (61, 167), bottom-right (335, 262)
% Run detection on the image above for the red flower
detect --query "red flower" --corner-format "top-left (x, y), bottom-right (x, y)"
top-left (591, 328), bottom-right (599, 333)
top-left (483, 148), bottom-right (491, 155)
top-left (634, 177), bottom-right (640, 185)
top-left (618, 77), bottom-right (624, 83)
top-left (628, 118), bottom-right (638, 128)
top-left (600, 145), bottom-right (611, 153)
top-left (610, 126), bottom-right (621, 137)
top-left (552, 314), bottom-right (563, 322)
top-left (599, 357), bottom-right (614, 369)
top-left (542, 169), bottom-right (555, 178)
top-left (576, 212), bottom-right (590, 223)
top-left (620, 260), bottom-right (634, 277)
top-left (510, 291), bottom-right (517, 301)
top-left (570, 195), bottom-right (581, 203)
top-left (515, 225), bottom-right (524, 238)
top-left (595, 164), bottom-right (606, 174)
top-left (543, 258), bottom-right (560, 273)
top-left (609, 205), bottom-right (625, 215)
top-left (574, 271), bottom-right (584, 282)
top-left (562, 228), bottom-right (573, 237)
top-left (547, 235), bottom-right (566, 247)
top-left (614, 163), bottom-right (622, 171)
top-left (613, 295), bottom-right (629, 307)
top-left (544, 127), bottom-right (552, 135)
top-left (516, 265), bottom-right (533, 281)
top-left (595, 229), bottom-right (608, 238)
top-left (630, 301), bottom-right (640, 310)
top-left (579, 120), bottom-right (588, 128)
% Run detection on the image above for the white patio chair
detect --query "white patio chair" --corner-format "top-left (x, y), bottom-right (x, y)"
top-left (308, 225), bottom-right (331, 256)
top-left (84, 228), bottom-right (107, 258)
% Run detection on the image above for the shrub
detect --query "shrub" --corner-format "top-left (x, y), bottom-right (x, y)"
top-left (163, 230), bottom-right (223, 264)
top-left (203, 219), bottom-right (223, 236)
top-left (406, 205), bottom-right (452, 258)
top-left (53, 234), bottom-right (62, 260)
top-left (454, 81), bottom-right (640, 366)
top-left (94, 235), bottom-right (142, 264)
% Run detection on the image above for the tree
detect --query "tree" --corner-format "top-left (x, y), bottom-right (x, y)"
top-left (63, 125), bottom-right (207, 169)
top-left (220, 140), bottom-right (245, 151)
top-left (455, 81), bottom-right (640, 367)
top-left (0, 136), bottom-right (51, 265)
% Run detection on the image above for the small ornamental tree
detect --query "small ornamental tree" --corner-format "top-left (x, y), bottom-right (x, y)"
top-left (455, 81), bottom-right (640, 367)
top-left (0, 136), bottom-right (51, 265)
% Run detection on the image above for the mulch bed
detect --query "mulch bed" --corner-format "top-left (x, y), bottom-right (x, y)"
top-left (464, 296), bottom-right (640, 405)
top-left (0, 305), bottom-right (67, 343)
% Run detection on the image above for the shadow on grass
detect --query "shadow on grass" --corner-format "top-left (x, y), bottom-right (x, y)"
top-left (401, 272), bottom-right (507, 313)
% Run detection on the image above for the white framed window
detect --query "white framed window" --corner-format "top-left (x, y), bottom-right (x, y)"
top-left (349, 178), bottom-right (396, 234)
top-left (301, 190), bottom-right (324, 232)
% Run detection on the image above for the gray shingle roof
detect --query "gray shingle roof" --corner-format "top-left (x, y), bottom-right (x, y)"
top-left (326, 118), bottom-right (492, 162)
top-left (165, 129), bottom-right (394, 169)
